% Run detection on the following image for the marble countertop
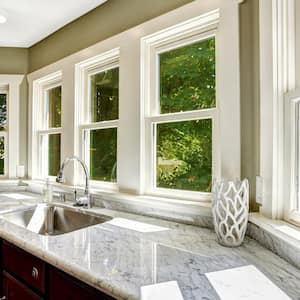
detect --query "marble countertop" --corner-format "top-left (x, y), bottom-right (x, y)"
top-left (0, 192), bottom-right (299, 300)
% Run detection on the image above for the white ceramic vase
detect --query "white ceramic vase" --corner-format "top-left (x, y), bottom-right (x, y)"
top-left (212, 179), bottom-right (249, 247)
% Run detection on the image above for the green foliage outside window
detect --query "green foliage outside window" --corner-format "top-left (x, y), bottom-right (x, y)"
top-left (90, 128), bottom-right (117, 182)
top-left (90, 68), bottom-right (119, 122)
top-left (0, 136), bottom-right (4, 175)
top-left (0, 94), bottom-right (7, 131)
top-left (48, 134), bottom-right (61, 176)
top-left (47, 86), bottom-right (61, 128)
top-left (89, 68), bottom-right (118, 182)
top-left (160, 38), bottom-right (215, 114)
top-left (157, 37), bottom-right (215, 192)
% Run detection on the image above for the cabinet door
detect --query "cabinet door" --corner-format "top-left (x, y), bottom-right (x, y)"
top-left (49, 267), bottom-right (115, 300)
top-left (2, 271), bottom-right (43, 300)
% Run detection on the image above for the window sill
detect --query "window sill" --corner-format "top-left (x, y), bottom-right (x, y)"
top-left (248, 213), bottom-right (300, 269)
top-left (25, 179), bottom-right (213, 227)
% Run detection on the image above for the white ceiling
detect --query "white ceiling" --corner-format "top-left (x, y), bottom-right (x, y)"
top-left (0, 0), bottom-right (107, 47)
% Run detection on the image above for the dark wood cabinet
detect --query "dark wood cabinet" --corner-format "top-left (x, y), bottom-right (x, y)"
top-left (49, 267), bottom-right (114, 300)
top-left (3, 271), bottom-right (42, 300)
top-left (1, 240), bottom-right (116, 300)
top-left (2, 241), bottom-right (45, 293)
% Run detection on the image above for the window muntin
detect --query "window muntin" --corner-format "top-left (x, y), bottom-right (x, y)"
top-left (147, 35), bottom-right (216, 197)
top-left (82, 66), bottom-right (119, 184)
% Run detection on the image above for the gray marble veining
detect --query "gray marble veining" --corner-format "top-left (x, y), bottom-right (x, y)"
top-left (0, 192), bottom-right (299, 299)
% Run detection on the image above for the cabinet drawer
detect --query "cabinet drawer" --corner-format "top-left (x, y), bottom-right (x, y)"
top-left (2, 241), bottom-right (45, 293)
top-left (3, 271), bottom-right (43, 300)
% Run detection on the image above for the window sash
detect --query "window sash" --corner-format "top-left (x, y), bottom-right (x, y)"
top-left (146, 112), bottom-right (216, 201)
top-left (38, 130), bottom-right (62, 179)
top-left (80, 123), bottom-right (118, 188)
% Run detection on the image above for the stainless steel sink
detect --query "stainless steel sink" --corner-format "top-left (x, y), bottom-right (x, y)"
top-left (1, 204), bottom-right (112, 235)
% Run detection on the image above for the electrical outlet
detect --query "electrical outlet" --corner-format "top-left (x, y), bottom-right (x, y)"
top-left (256, 176), bottom-right (263, 205)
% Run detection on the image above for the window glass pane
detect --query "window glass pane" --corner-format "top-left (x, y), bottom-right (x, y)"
top-left (90, 68), bottom-right (119, 122)
top-left (0, 94), bottom-right (7, 131)
top-left (159, 37), bottom-right (215, 114)
top-left (90, 128), bottom-right (117, 182)
top-left (47, 86), bottom-right (61, 128)
top-left (156, 119), bottom-right (212, 192)
top-left (0, 136), bottom-right (4, 175)
top-left (48, 134), bottom-right (61, 176)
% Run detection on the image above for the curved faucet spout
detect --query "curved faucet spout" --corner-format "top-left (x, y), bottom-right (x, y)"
top-left (56, 156), bottom-right (91, 207)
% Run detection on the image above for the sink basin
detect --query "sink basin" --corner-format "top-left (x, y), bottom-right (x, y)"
top-left (1, 204), bottom-right (112, 235)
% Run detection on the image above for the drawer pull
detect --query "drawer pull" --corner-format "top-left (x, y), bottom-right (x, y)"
top-left (32, 267), bottom-right (39, 279)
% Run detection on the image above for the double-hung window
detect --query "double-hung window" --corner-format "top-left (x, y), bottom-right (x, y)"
top-left (0, 90), bottom-right (7, 176)
top-left (142, 14), bottom-right (220, 201)
top-left (38, 83), bottom-right (62, 178)
top-left (77, 50), bottom-right (119, 186)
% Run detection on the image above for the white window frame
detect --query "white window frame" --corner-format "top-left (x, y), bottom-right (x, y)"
top-left (259, 0), bottom-right (298, 221)
top-left (141, 8), bottom-right (241, 201)
top-left (284, 89), bottom-right (300, 225)
top-left (31, 71), bottom-right (62, 180)
top-left (75, 48), bottom-right (120, 190)
top-left (0, 75), bottom-right (23, 178)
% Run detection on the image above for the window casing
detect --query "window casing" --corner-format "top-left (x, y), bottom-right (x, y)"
top-left (142, 13), bottom-right (221, 201)
top-left (31, 71), bottom-right (62, 180)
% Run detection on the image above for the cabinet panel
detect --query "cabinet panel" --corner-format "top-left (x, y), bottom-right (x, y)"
top-left (48, 267), bottom-right (115, 300)
top-left (2, 241), bottom-right (45, 293)
top-left (3, 271), bottom-right (42, 300)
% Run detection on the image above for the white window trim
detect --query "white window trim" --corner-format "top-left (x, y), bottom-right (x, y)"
top-left (141, 7), bottom-right (241, 201)
top-left (0, 75), bottom-right (23, 178)
top-left (259, 0), bottom-right (296, 219)
top-left (75, 48), bottom-right (120, 190)
top-left (30, 71), bottom-right (62, 180)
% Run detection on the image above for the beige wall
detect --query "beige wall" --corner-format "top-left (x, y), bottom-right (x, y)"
top-left (28, 0), bottom-right (193, 72)
top-left (0, 48), bottom-right (28, 74)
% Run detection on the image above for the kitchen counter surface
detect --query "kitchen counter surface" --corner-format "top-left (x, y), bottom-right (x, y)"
top-left (0, 191), bottom-right (299, 300)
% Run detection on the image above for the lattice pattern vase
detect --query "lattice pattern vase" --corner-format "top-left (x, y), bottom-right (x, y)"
top-left (212, 179), bottom-right (249, 247)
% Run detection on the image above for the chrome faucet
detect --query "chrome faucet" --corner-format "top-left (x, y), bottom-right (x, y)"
top-left (56, 156), bottom-right (92, 208)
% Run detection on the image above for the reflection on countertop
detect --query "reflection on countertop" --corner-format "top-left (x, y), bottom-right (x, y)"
top-left (0, 191), bottom-right (299, 300)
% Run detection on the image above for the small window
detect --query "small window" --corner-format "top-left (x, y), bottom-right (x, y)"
top-left (38, 84), bottom-right (62, 178)
top-left (82, 66), bottom-right (119, 184)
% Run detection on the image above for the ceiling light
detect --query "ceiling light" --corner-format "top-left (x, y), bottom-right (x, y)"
top-left (0, 15), bottom-right (7, 24)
